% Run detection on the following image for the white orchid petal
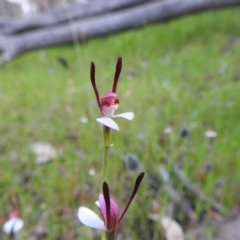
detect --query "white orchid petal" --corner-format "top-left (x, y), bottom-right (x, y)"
top-left (78, 207), bottom-right (105, 231)
top-left (95, 201), bottom-right (100, 207)
top-left (96, 117), bottom-right (119, 131)
top-left (3, 218), bottom-right (24, 235)
top-left (112, 112), bottom-right (134, 121)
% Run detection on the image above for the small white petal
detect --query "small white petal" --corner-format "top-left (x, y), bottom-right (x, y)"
top-left (88, 167), bottom-right (96, 176)
top-left (148, 214), bottom-right (184, 240)
top-left (161, 216), bottom-right (184, 240)
top-left (3, 218), bottom-right (24, 235)
top-left (205, 129), bottom-right (217, 138)
top-left (163, 126), bottom-right (173, 134)
top-left (78, 207), bottom-right (105, 230)
top-left (80, 116), bottom-right (89, 123)
top-left (112, 112), bottom-right (134, 121)
top-left (96, 117), bottom-right (119, 131)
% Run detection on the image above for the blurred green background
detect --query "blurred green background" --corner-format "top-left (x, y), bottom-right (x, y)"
top-left (0, 7), bottom-right (240, 239)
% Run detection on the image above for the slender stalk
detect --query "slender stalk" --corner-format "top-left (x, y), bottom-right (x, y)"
top-left (100, 126), bottom-right (112, 240)
top-left (101, 125), bottom-right (111, 191)
top-left (106, 232), bottom-right (116, 240)
top-left (101, 231), bottom-right (106, 240)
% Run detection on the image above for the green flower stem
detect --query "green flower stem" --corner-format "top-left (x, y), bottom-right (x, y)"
top-left (100, 126), bottom-right (112, 240)
top-left (106, 232), bottom-right (116, 240)
top-left (101, 125), bottom-right (111, 190)
top-left (101, 231), bottom-right (106, 240)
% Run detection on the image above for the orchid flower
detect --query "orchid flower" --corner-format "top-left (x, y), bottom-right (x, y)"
top-left (90, 57), bottom-right (134, 131)
top-left (78, 172), bottom-right (144, 233)
top-left (2, 211), bottom-right (24, 236)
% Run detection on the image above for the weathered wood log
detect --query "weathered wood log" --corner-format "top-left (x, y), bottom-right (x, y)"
top-left (0, 0), bottom-right (240, 65)
top-left (0, 0), bottom-right (153, 35)
top-left (0, 17), bottom-right (17, 32)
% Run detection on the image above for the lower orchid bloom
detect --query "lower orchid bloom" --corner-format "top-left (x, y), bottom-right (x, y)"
top-left (2, 211), bottom-right (24, 236)
top-left (90, 57), bottom-right (134, 131)
top-left (78, 172), bottom-right (144, 233)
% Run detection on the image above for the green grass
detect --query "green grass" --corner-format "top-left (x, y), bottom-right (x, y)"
top-left (1, 7), bottom-right (240, 239)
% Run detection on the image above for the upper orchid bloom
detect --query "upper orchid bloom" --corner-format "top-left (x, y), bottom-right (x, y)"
top-left (78, 172), bottom-right (144, 233)
top-left (90, 57), bottom-right (134, 131)
top-left (3, 211), bottom-right (24, 236)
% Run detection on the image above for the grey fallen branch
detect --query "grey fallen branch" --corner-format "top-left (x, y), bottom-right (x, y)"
top-left (0, 17), bottom-right (17, 33)
top-left (0, 0), bottom-right (240, 65)
top-left (173, 164), bottom-right (227, 213)
top-left (0, 0), bottom-right (152, 35)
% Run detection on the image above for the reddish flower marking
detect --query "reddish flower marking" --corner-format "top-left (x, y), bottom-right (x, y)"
top-left (90, 58), bottom-right (122, 117)
top-left (90, 58), bottom-right (134, 130)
